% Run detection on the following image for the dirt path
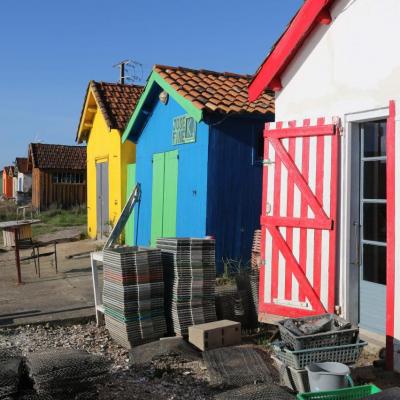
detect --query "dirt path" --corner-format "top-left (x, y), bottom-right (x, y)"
top-left (0, 239), bottom-right (103, 327)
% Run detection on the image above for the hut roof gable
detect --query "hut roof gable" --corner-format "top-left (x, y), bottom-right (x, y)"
top-left (123, 64), bottom-right (275, 142)
top-left (76, 81), bottom-right (144, 143)
top-left (248, 0), bottom-right (337, 100)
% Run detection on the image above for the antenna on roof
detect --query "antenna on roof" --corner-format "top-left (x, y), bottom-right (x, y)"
top-left (113, 59), bottom-right (144, 84)
top-left (33, 134), bottom-right (43, 144)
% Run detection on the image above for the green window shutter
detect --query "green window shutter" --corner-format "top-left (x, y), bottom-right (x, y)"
top-left (125, 163), bottom-right (136, 245)
top-left (151, 153), bottom-right (166, 246)
top-left (162, 150), bottom-right (178, 238)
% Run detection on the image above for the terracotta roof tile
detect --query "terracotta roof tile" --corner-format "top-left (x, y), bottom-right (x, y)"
top-left (206, 102), bottom-right (218, 111)
top-left (90, 81), bottom-right (143, 131)
top-left (153, 65), bottom-right (274, 116)
top-left (29, 143), bottom-right (86, 170)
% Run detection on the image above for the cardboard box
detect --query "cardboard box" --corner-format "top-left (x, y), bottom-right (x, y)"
top-left (188, 320), bottom-right (241, 351)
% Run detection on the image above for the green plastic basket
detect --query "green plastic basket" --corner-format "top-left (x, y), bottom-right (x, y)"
top-left (296, 384), bottom-right (381, 400)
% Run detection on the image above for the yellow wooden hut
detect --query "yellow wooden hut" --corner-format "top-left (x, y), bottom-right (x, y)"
top-left (76, 81), bottom-right (143, 239)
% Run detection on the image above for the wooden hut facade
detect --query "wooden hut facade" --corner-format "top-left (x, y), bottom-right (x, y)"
top-left (2, 166), bottom-right (14, 199)
top-left (28, 143), bottom-right (87, 210)
top-left (122, 65), bottom-right (274, 271)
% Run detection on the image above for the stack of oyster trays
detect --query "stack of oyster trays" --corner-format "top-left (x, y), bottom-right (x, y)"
top-left (103, 247), bottom-right (167, 348)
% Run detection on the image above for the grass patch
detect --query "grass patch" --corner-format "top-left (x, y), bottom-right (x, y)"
top-left (0, 201), bottom-right (87, 243)
top-left (39, 206), bottom-right (87, 227)
top-left (32, 205), bottom-right (87, 238)
top-left (0, 200), bottom-right (18, 222)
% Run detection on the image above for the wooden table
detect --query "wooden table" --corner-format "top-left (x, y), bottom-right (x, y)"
top-left (0, 219), bottom-right (41, 284)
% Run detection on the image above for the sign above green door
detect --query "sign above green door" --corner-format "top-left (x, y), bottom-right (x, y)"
top-left (172, 115), bottom-right (197, 145)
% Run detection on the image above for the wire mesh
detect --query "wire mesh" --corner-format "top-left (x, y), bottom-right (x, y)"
top-left (26, 348), bottom-right (110, 399)
top-left (129, 337), bottom-right (200, 366)
top-left (214, 383), bottom-right (295, 400)
top-left (0, 347), bottom-right (23, 399)
top-left (203, 346), bottom-right (273, 387)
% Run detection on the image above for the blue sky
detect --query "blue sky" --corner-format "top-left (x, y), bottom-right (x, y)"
top-left (0, 0), bottom-right (302, 168)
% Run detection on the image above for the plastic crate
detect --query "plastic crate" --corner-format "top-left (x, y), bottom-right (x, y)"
top-left (272, 340), bottom-right (367, 370)
top-left (296, 384), bottom-right (381, 399)
top-left (272, 355), bottom-right (310, 393)
top-left (279, 314), bottom-right (359, 350)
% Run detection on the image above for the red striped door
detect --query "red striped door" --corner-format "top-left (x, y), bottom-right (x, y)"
top-left (259, 118), bottom-right (339, 318)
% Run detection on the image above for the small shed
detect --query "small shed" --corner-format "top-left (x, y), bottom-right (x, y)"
top-left (28, 143), bottom-right (87, 210)
top-left (76, 81), bottom-right (143, 239)
top-left (249, 0), bottom-right (400, 371)
top-left (2, 166), bottom-right (14, 199)
top-left (122, 65), bottom-right (274, 271)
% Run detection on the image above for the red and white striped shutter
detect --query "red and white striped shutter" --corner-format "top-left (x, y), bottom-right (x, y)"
top-left (259, 118), bottom-right (339, 318)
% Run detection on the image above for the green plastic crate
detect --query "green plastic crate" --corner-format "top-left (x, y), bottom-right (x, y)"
top-left (296, 384), bottom-right (381, 400)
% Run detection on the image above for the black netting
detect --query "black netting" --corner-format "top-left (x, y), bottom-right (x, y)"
top-left (215, 285), bottom-right (238, 322)
top-left (26, 349), bottom-right (110, 399)
top-left (214, 383), bottom-right (295, 400)
top-left (17, 393), bottom-right (54, 400)
top-left (203, 346), bottom-right (273, 387)
top-left (0, 347), bottom-right (23, 399)
top-left (0, 347), bottom-right (22, 361)
top-left (129, 337), bottom-right (200, 366)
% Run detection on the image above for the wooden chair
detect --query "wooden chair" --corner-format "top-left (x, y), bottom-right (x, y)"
top-left (17, 238), bottom-right (58, 278)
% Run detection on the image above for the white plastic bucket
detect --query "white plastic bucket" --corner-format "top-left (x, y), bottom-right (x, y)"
top-left (306, 362), bottom-right (353, 392)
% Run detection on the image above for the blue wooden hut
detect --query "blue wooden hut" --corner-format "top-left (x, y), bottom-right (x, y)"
top-left (122, 65), bottom-right (274, 272)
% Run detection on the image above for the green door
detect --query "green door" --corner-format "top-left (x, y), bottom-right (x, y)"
top-left (151, 153), bottom-right (165, 246)
top-left (125, 163), bottom-right (136, 245)
top-left (150, 150), bottom-right (178, 246)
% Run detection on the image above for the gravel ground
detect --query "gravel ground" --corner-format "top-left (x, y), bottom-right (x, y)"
top-left (2, 322), bottom-right (398, 399)
top-left (0, 322), bottom-right (218, 399)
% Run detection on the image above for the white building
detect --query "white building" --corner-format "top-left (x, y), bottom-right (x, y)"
top-left (15, 157), bottom-right (32, 195)
top-left (249, 0), bottom-right (400, 371)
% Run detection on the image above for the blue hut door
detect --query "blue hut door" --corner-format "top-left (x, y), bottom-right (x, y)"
top-left (150, 150), bottom-right (178, 246)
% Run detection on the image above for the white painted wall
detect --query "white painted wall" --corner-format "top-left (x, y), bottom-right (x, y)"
top-left (18, 172), bottom-right (32, 192)
top-left (12, 177), bottom-right (18, 198)
top-left (273, 0), bottom-right (400, 370)
top-left (276, 0), bottom-right (400, 121)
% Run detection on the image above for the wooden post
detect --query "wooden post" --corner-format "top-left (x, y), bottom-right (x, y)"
top-left (14, 228), bottom-right (22, 285)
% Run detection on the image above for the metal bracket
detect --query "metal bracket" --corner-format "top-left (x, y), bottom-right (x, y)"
top-left (273, 298), bottom-right (310, 309)
top-left (263, 158), bottom-right (275, 166)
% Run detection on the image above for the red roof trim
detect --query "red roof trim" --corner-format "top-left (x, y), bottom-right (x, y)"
top-left (249, 0), bottom-right (336, 101)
